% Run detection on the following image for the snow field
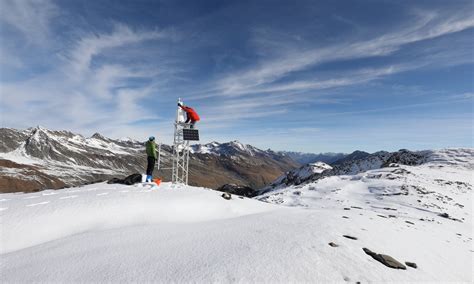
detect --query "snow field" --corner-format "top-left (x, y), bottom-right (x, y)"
top-left (1, 151), bottom-right (472, 282)
top-left (0, 182), bottom-right (276, 254)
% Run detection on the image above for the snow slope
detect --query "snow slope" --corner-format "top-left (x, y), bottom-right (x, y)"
top-left (257, 149), bottom-right (473, 282)
top-left (1, 170), bottom-right (472, 282)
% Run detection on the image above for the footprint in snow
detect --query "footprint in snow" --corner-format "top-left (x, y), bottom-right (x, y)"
top-left (97, 193), bottom-right (109, 196)
top-left (59, 195), bottom-right (78, 200)
top-left (26, 201), bottom-right (50, 207)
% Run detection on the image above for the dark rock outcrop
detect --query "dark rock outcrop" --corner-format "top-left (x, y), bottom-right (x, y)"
top-left (405, 261), bottom-right (417, 269)
top-left (107, 173), bottom-right (142, 185)
top-left (363, 248), bottom-right (407, 270)
top-left (343, 235), bottom-right (358, 240)
top-left (221, 192), bottom-right (232, 200)
top-left (382, 149), bottom-right (427, 167)
top-left (216, 184), bottom-right (257, 197)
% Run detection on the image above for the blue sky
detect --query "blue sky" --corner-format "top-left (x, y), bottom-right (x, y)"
top-left (0, 0), bottom-right (473, 153)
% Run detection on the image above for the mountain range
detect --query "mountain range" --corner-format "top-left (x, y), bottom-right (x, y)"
top-left (0, 127), bottom-right (300, 193)
top-left (278, 151), bottom-right (347, 164)
top-left (260, 148), bottom-right (473, 193)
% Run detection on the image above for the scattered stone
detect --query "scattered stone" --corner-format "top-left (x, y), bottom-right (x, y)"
top-left (351, 206), bottom-right (363, 209)
top-left (405, 221), bottom-right (415, 225)
top-left (438, 212), bottom-right (449, 218)
top-left (377, 214), bottom-right (387, 218)
top-left (343, 235), bottom-right (357, 240)
top-left (221, 192), bottom-right (232, 200)
top-left (328, 242), bottom-right (339, 247)
top-left (344, 208), bottom-right (351, 210)
top-left (456, 233), bottom-right (462, 236)
top-left (405, 262), bottom-right (417, 269)
top-left (363, 248), bottom-right (406, 270)
top-left (383, 207), bottom-right (397, 211)
top-left (342, 216), bottom-right (349, 219)
top-left (293, 191), bottom-right (301, 196)
top-left (238, 196), bottom-right (244, 199)
top-left (388, 215), bottom-right (397, 218)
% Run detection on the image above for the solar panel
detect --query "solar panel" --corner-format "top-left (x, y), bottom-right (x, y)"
top-left (183, 129), bottom-right (200, 141)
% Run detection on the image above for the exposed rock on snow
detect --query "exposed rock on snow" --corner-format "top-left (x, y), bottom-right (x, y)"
top-left (343, 235), bottom-right (358, 240)
top-left (405, 262), bottom-right (418, 269)
top-left (215, 183), bottom-right (256, 197)
top-left (221, 192), bottom-right (232, 200)
top-left (363, 248), bottom-right (407, 270)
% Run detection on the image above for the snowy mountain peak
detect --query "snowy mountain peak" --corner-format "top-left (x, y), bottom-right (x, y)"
top-left (264, 161), bottom-right (333, 190)
top-left (191, 140), bottom-right (262, 156)
top-left (309, 161), bottom-right (333, 173)
top-left (90, 132), bottom-right (110, 141)
top-left (229, 140), bottom-right (245, 150)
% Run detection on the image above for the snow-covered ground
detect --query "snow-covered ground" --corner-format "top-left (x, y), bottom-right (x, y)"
top-left (1, 158), bottom-right (472, 283)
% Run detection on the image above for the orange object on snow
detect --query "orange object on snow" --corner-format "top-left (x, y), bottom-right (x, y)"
top-left (153, 178), bottom-right (161, 186)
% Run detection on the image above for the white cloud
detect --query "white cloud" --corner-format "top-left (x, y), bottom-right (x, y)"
top-left (65, 24), bottom-right (164, 77)
top-left (213, 9), bottom-right (474, 97)
top-left (1, 23), bottom-right (169, 137)
top-left (0, 0), bottom-right (58, 45)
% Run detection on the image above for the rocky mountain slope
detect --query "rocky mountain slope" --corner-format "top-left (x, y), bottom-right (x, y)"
top-left (330, 150), bottom-right (371, 166)
top-left (260, 148), bottom-right (473, 193)
top-left (0, 127), bottom-right (298, 193)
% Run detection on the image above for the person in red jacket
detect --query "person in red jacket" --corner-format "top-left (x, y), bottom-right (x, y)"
top-left (178, 102), bottom-right (200, 128)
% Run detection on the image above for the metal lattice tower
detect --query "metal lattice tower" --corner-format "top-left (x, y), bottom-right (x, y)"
top-left (171, 98), bottom-right (190, 184)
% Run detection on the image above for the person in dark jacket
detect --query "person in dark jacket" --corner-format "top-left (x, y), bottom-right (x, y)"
top-left (178, 103), bottom-right (200, 128)
top-left (145, 136), bottom-right (157, 182)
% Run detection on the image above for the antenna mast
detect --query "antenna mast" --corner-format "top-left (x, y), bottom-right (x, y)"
top-left (172, 98), bottom-right (190, 184)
